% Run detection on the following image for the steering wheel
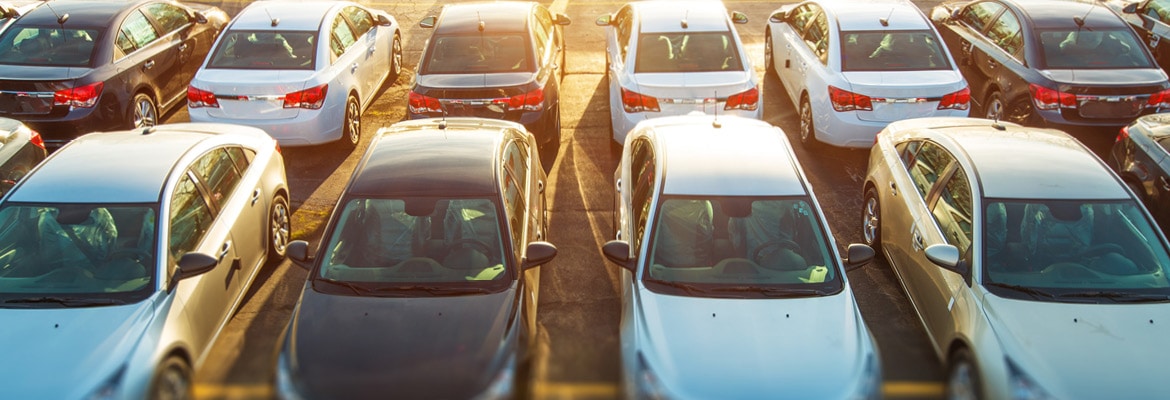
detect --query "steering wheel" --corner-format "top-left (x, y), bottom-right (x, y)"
top-left (750, 239), bottom-right (802, 265)
top-left (447, 238), bottom-right (493, 257)
top-left (1078, 243), bottom-right (1126, 258)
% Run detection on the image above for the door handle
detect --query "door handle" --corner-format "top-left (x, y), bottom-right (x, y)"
top-left (986, 58), bottom-right (998, 70)
top-left (179, 43), bottom-right (189, 52)
top-left (368, 45), bottom-right (376, 55)
top-left (144, 60), bottom-right (155, 70)
top-left (219, 241), bottom-right (232, 261)
top-left (912, 229), bottom-right (925, 252)
top-left (1160, 176), bottom-right (1170, 192)
top-left (251, 188), bottom-right (261, 205)
top-left (889, 181), bottom-right (898, 196)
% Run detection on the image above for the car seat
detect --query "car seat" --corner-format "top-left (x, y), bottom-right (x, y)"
top-left (652, 200), bottom-right (714, 268)
top-left (1020, 203), bottom-right (1093, 265)
top-left (442, 199), bottom-right (500, 266)
top-left (728, 201), bottom-right (807, 271)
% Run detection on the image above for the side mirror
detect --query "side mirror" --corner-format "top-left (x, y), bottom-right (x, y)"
top-left (843, 243), bottom-right (875, 271)
top-left (769, 11), bottom-right (786, 24)
top-left (1123, 3), bottom-right (1138, 14)
top-left (191, 10), bottom-right (208, 24)
top-left (554, 13), bottom-right (572, 26)
top-left (168, 252), bottom-right (217, 290)
top-left (521, 241), bottom-right (558, 270)
top-left (287, 240), bottom-right (313, 270)
top-left (419, 16), bottom-right (436, 29)
top-left (731, 11), bottom-right (749, 25)
top-left (602, 240), bottom-right (636, 272)
top-left (376, 14), bottom-right (392, 26)
top-left (925, 243), bottom-right (960, 269)
top-left (595, 14), bottom-right (612, 27)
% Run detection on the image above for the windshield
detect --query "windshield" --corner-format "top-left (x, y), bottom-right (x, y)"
top-left (0, 26), bottom-right (101, 67)
top-left (983, 199), bottom-right (1170, 301)
top-left (1039, 29), bottom-right (1154, 69)
top-left (207, 30), bottom-right (316, 70)
top-left (315, 198), bottom-right (512, 292)
top-left (635, 31), bottom-right (744, 73)
top-left (0, 203), bottom-right (157, 307)
top-left (842, 30), bottom-right (951, 71)
top-left (422, 33), bottom-right (533, 74)
top-left (642, 197), bottom-right (842, 298)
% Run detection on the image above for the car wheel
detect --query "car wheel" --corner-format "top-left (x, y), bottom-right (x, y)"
top-left (150, 356), bottom-right (192, 400)
top-left (130, 93), bottom-right (158, 129)
top-left (764, 30), bottom-right (775, 78)
top-left (269, 194), bottom-right (290, 260)
top-left (339, 95), bottom-right (360, 149)
top-left (946, 348), bottom-right (981, 400)
top-left (862, 187), bottom-right (882, 251)
top-left (983, 91), bottom-right (1005, 121)
top-left (390, 33), bottom-right (403, 81)
top-left (799, 95), bottom-right (819, 148)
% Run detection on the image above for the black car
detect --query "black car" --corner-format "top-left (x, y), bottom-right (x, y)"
top-left (408, 1), bottom-right (570, 160)
top-left (930, 0), bottom-right (1170, 127)
top-left (1111, 113), bottom-right (1170, 234)
top-left (0, 0), bottom-right (227, 148)
top-left (0, 117), bottom-right (44, 195)
top-left (1114, 0), bottom-right (1170, 73)
top-left (276, 118), bottom-right (556, 399)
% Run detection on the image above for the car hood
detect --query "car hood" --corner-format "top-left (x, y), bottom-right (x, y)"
top-left (635, 287), bottom-right (873, 399)
top-left (983, 295), bottom-right (1170, 399)
top-left (192, 69), bottom-right (317, 93)
top-left (1039, 68), bottom-right (1168, 87)
top-left (631, 71), bottom-right (754, 98)
top-left (414, 72), bottom-right (535, 92)
top-left (0, 300), bottom-right (155, 398)
top-left (0, 65), bottom-right (89, 81)
top-left (286, 285), bottom-right (519, 399)
top-left (841, 70), bottom-right (966, 97)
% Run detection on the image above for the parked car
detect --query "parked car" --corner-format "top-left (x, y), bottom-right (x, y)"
top-left (930, 0), bottom-right (1170, 127)
top-left (408, 1), bottom-right (569, 159)
top-left (862, 116), bottom-right (1170, 399)
top-left (765, 0), bottom-right (969, 148)
top-left (0, 123), bottom-right (289, 399)
top-left (602, 115), bottom-right (879, 399)
top-left (596, 0), bottom-right (760, 146)
top-left (0, 117), bottom-right (43, 196)
top-left (188, 0), bottom-right (401, 149)
top-left (1111, 113), bottom-right (1170, 234)
top-left (0, 0), bottom-right (228, 148)
top-left (1110, 0), bottom-right (1170, 72)
top-left (276, 118), bottom-right (556, 399)
top-left (0, 1), bottom-right (42, 34)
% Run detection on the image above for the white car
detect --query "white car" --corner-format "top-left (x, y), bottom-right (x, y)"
top-left (765, 0), bottom-right (969, 148)
top-left (603, 115), bottom-right (879, 399)
top-left (863, 117), bottom-right (1170, 398)
top-left (596, 1), bottom-right (761, 146)
top-left (187, 0), bottom-right (402, 148)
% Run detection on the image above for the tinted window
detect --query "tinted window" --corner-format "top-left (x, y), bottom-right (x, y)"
top-left (207, 30), bottom-right (315, 70)
top-left (630, 138), bottom-right (655, 251)
top-left (932, 169), bottom-right (973, 254)
top-left (615, 6), bottom-right (633, 60)
top-left (144, 3), bottom-right (189, 34)
top-left (533, 7), bottom-right (553, 57)
top-left (501, 141), bottom-right (529, 246)
top-left (984, 10), bottom-right (1023, 56)
top-left (0, 27), bottom-right (100, 67)
top-left (1039, 29), bottom-right (1154, 69)
top-left (423, 34), bottom-right (532, 73)
top-left (190, 148), bottom-right (243, 209)
top-left (635, 31), bottom-right (743, 73)
top-left (907, 142), bottom-right (953, 198)
top-left (802, 10), bottom-right (829, 64)
top-left (842, 30), bottom-right (951, 71)
top-left (958, 1), bottom-right (1004, 31)
top-left (169, 173), bottom-right (214, 261)
top-left (1147, 0), bottom-right (1170, 25)
top-left (789, 4), bottom-right (818, 35)
top-left (122, 10), bottom-right (161, 50)
top-left (330, 15), bottom-right (356, 60)
top-left (344, 6), bottom-right (374, 37)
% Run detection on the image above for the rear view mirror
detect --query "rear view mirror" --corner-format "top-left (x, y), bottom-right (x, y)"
top-left (287, 240), bottom-right (313, 270)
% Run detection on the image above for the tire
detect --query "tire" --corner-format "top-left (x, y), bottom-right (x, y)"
top-left (764, 30), bottom-right (776, 78)
top-left (862, 187), bottom-right (882, 251)
top-left (150, 356), bottom-right (192, 400)
top-left (130, 93), bottom-right (158, 129)
top-left (984, 91), bottom-right (1034, 125)
top-left (339, 95), bottom-right (360, 149)
top-left (269, 194), bottom-right (291, 260)
top-left (389, 33), bottom-right (403, 81)
top-left (946, 348), bottom-right (981, 400)
top-left (983, 91), bottom-right (1005, 121)
top-left (799, 96), bottom-right (820, 148)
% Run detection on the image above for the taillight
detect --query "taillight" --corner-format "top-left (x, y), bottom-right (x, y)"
top-left (28, 128), bottom-right (44, 150)
top-left (187, 85), bottom-right (219, 108)
top-left (938, 87), bottom-right (970, 110)
top-left (1146, 89), bottom-right (1170, 109)
top-left (725, 87), bottom-right (759, 111)
top-left (284, 84), bottom-right (328, 109)
top-left (621, 88), bottom-right (660, 113)
top-left (1029, 84), bottom-right (1076, 110)
top-left (1116, 125), bottom-right (1131, 143)
top-left (408, 91), bottom-right (442, 114)
top-left (506, 87), bottom-right (544, 111)
top-left (53, 82), bottom-right (103, 108)
top-left (829, 86), bottom-right (872, 112)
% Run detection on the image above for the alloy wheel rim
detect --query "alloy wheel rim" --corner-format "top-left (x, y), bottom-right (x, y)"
top-left (392, 38), bottom-right (403, 75)
top-left (765, 36), bottom-right (773, 70)
top-left (156, 367), bottom-right (189, 400)
top-left (947, 362), bottom-right (977, 400)
top-left (800, 102), bottom-right (812, 141)
top-left (346, 99), bottom-right (360, 144)
top-left (271, 199), bottom-right (290, 255)
top-left (136, 99), bottom-right (156, 128)
top-left (863, 197), bottom-right (879, 245)
top-left (986, 98), bottom-right (1003, 120)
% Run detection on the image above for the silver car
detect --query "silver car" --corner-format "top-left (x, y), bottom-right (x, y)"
top-left (603, 115), bottom-right (879, 399)
top-left (863, 117), bottom-right (1170, 399)
top-left (0, 123), bottom-right (289, 399)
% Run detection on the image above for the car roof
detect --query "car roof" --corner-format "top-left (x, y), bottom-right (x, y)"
top-left (434, 1), bottom-right (532, 35)
top-left (347, 118), bottom-right (520, 198)
top-left (635, 115), bottom-right (808, 197)
top-left (828, 0), bottom-right (931, 31)
top-left (633, 1), bottom-right (731, 33)
top-left (7, 123), bottom-right (272, 203)
top-left (1006, 0), bottom-right (1130, 30)
top-left (1131, 113), bottom-right (1170, 139)
top-left (230, 0), bottom-right (340, 31)
top-left (16, 0), bottom-right (147, 28)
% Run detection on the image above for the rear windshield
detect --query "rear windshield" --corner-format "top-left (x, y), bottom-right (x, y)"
top-left (422, 33), bottom-right (533, 74)
top-left (842, 30), bottom-right (951, 71)
top-left (1039, 29), bottom-right (1155, 69)
top-left (207, 30), bottom-right (316, 70)
top-left (0, 27), bottom-right (101, 67)
top-left (636, 31), bottom-right (744, 73)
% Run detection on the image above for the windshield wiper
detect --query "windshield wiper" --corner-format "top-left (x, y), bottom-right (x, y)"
top-left (315, 278), bottom-right (370, 296)
top-left (372, 285), bottom-right (494, 296)
top-left (647, 280), bottom-right (708, 296)
top-left (708, 286), bottom-right (832, 298)
top-left (984, 282), bottom-right (1057, 300)
top-left (1057, 291), bottom-right (1170, 303)
top-left (3, 296), bottom-right (127, 307)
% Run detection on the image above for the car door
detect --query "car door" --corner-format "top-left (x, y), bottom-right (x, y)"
top-left (1130, 0), bottom-right (1170, 70)
top-left (533, 7), bottom-right (559, 99)
top-left (912, 160), bottom-right (975, 348)
top-left (327, 13), bottom-right (362, 102)
top-left (938, 1), bottom-right (1014, 105)
top-left (1150, 137), bottom-right (1170, 223)
top-left (775, 3), bottom-right (821, 104)
top-left (114, 8), bottom-right (176, 111)
top-left (342, 5), bottom-right (383, 100)
top-left (886, 141), bottom-right (954, 321)
top-left (141, 2), bottom-right (199, 108)
top-left (501, 137), bottom-right (537, 342)
top-left (192, 146), bottom-right (266, 276)
top-left (606, 5), bottom-right (634, 129)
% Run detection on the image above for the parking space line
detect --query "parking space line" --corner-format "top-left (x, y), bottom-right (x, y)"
top-left (884, 381), bottom-right (945, 398)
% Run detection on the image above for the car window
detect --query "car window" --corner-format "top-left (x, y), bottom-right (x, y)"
top-left (931, 168), bottom-right (974, 255)
top-left (957, 1), bottom-right (1005, 32)
top-left (1039, 29), bottom-right (1154, 69)
top-left (329, 14), bottom-right (356, 62)
top-left (615, 5), bottom-right (633, 61)
top-left (190, 148), bottom-right (244, 210)
top-left (533, 6), bottom-right (553, 58)
top-left (343, 6), bottom-right (374, 37)
top-left (906, 142), bottom-right (954, 199)
top-left (143, 2), bottom-right (189, 35)
top-left (801, 9), bottom-right (830, 65)
top-left (842, 30), bottom-right (951, 71)
top-left (897, 140), bottom-right (923, 167)
top-left (1147, 0), bottom-right (1170, 25)
top-left (207, 30), bottom-right (316, 70)
top-left (169, 173), bottom-right (214, 261)
top-left (121, 10), bottom-right (161, 52)
top-left (0, 27), bottom-right (99, 67)
top-left (984, 9), bottom-right (1023, 57)
top-left (501, 140), bottom-right (529, 248)
top-left (635, 31), bottom-right (743, 73)
top-left (630, 138), bottom-right (655, 251)
top-left (790, 4), bottom-right (818, 36)
top-left (422, 34), bottom-right (532, 74)
top-left (1157, 136), bottom-right (1170, 155)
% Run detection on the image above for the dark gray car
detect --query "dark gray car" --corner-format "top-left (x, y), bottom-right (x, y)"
top-left (1111, 113), bottom-right (1170, 234)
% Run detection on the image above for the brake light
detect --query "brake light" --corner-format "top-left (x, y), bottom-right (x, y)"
top-left (621, 88), bottom-right (660, 113)
top-left (53, 82), bottom-right (103, 108)
top-left (1029, 84), bottom-right (1076, 110)
top-left (725, 87), bottom-right (759, 111)
top-left (506, 87), bottom-right (544, 111)
top-left (938, 87), bottom-right (970, 110)
top-left (829, 86), bottom-right (872, 112)
top-left (187, 85), bottom-right (219, 108)
top-left (28, 128), bottom-right (44, 150)
top-left (1116, 125), bottom-right (1131, 143)
top-left (284, 84), bottom-right (328, 109)
top-left (1146, 89), bottom-right (1170, 109)
top-left (408, 91), bottom-right (442, 114)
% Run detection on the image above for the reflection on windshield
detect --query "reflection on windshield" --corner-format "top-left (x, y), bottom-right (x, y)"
top-left (207, 30), bottom-right (317, 70)
top-left (0, 204), bottom-right (156, 302)
top-left (984, 200), bottom-right (1170, 299)
top-left (318, 198), bottom-right (510, 285)
top-left (841, 30), bottom-right (951, 71)
top-left (423, 34), bottom-right (532, 74)
top-left (635, 31), bottom-right (744, 73)
top-left (643, 197), bottom-right (841, 297)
